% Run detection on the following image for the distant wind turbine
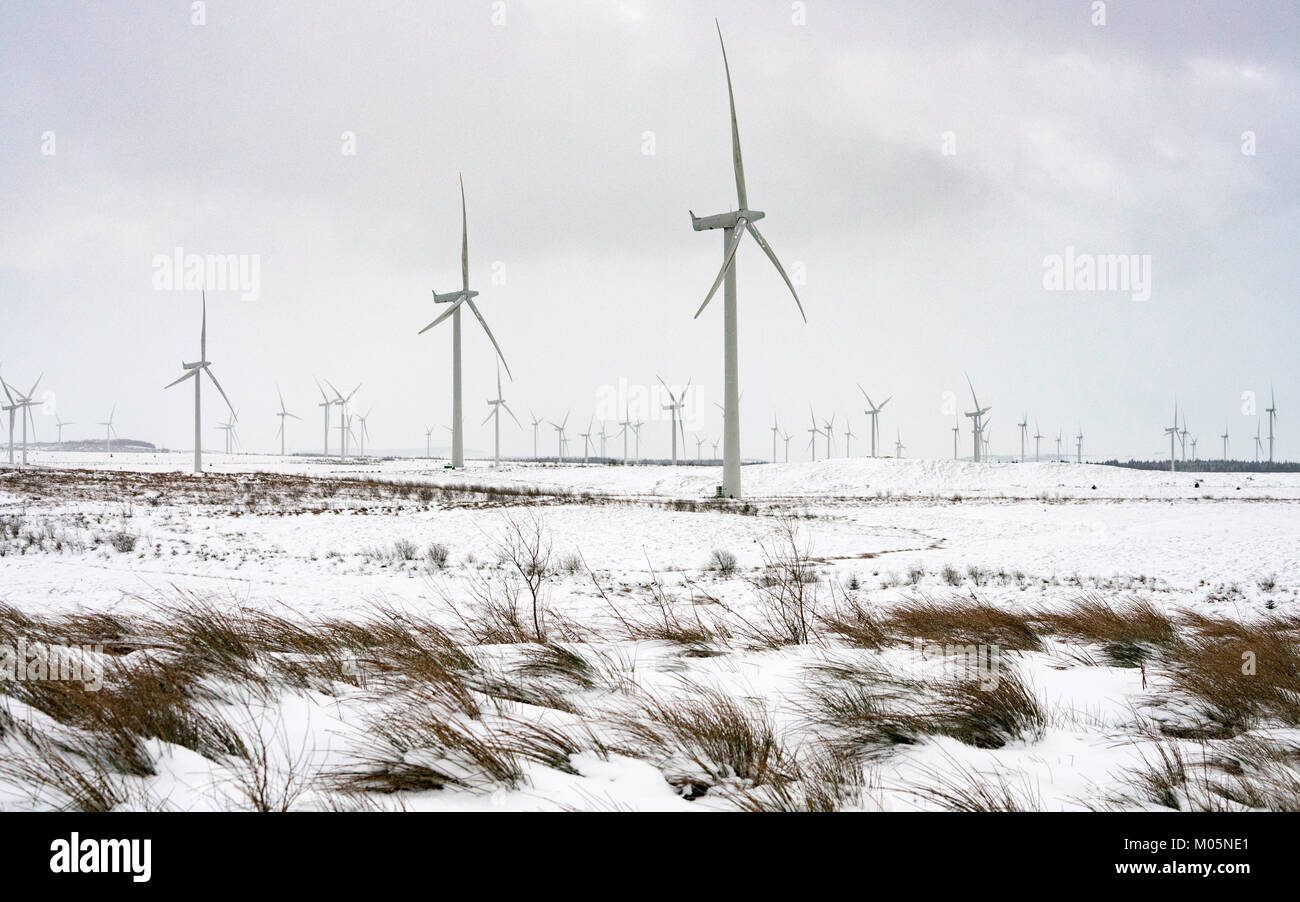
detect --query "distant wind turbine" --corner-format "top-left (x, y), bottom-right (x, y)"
top-left (690, 21), bottom-right (806, 499)
top-left (769, 414), bottom-right (781, 464)
top-left (1018, 412), bottom-right (1029, 462)
top-left (550, 411), bottom-right (571, 461)
top-left (895, 428), bottom-right (905, 459)
top-left (315, 379), bottom-right (333, 456)
top-left (99, 406), bottom-right (118, 454)
top-left (55, 415), bottom-right (72, 446)
top-left (844, 421), bottom-right (855, 458)
top-left (951, 414), bottom-right (960, 461)
top-left (858, 386), bottom-right (891, 458)
top-left (820, 412), bottom-right (836, 459)
top-left (1075, 425), bottom-right (1084, 464)
top-left (806, 407), bottom-right (823, 462)
top-left (1267, 386), bottom-right (1278, 464)
top-left (354, 408), bottom-right (373, 457)
top-left (578, 416), bottom-right (594, 464)
top-left (418, 174), bottom-right (511, 469)
top-left (658, 377), bottom-right (689, 465)
top-left (782, 430), bottom-right (792, 463)
top-left (1255, 421), bottom-right (1264, 462)
top-left (274, 386), bottom-right (301, 457)
top-left (529, 411), bottom-right (544, 461)
top-left (1164, 401), bottom-right (1179, 473)
top-left (1033, 421), bottom-right (1044, 463)
top-left (964, 375), bottom-right (991, 463)
top-left (1220, 423), bottom-right (1229, 461)
top-left (482, 363), bottom-right (520, 467)
top-left (425, 425), bottom-right (434, 460)
top-left (326, 381), bottom-right (361, 458)
top-left (2, 375), bottom-right (42, 467)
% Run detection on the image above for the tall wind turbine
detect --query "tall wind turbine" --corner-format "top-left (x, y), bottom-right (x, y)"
top-left (3, 375), bottom-right (42, 467)
top-left (951, 414), bottom-right (960, 461)
top-left (895, 428), bottom-right (905, 459)
top-left (99, 406), bottom-right (118, 454)
top-left (858, 386), bottom-right (891, 458)
top-left (1033, 421), bottom-right (1044, 462)
top-left (354, 408), bottom-right (373, 457)
top-left (769, 414), bottom-right (781, 464)
top-left (1267, 386), bottom-right (1278, 464)
top-left (690, 21), bottom-right (806, 499)
top-left (163, 293), bottom-right (235, 474)
top-left (964, 375), bottom-right (990, 463)
top-left (1017, 413), bottom-right (1029, 462)
top-left (658, 377), bottom-right (689, 465)
top-left (482, 362), bottom-right (520, 467)
top-left (1254, 421), bottom-right (1264, 462)
top-left (327, 381), bottom-right (361, 458)
top-left (806, 407), bottom-right (823, 462)
top-left (425, 425), bottom-right (434, 460)
top-left (1220, 423), bottom-right (1229, 460)
top-left (1, 381), bottom-right (17, 464)
top-left (315, 379), bottom-right (333, 456)
top-left (529, 411), bottom-right (544, 460)
top-left (55, 415), bottom-right (72, 446)
top-left (418, 174), bottom-right (511, 469)
top-left (844, 421), bottom-right (855, 458)
top-left (274, 387), bottom-right (301, 457)
top-left (550, 411), bottom-right (571, 461)
top-left (1075, 425), bottom-right (1084, 464)
top-left (820, 412), bottom-right (836, 459)
top-left (1164, 402), bottom-right (1179, 473)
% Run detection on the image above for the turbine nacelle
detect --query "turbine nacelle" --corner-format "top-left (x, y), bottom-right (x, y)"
top-left (690, 208), bottom-right (765, 232)
top-left (434, 289), bottom-right (478, 304)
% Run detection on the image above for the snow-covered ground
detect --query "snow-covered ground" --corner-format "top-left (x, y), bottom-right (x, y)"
top-left (2, 454), bottom-right (1298, 811)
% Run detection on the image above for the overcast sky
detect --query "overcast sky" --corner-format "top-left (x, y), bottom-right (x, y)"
top-left (1, 0), bottom-right (1297, 461)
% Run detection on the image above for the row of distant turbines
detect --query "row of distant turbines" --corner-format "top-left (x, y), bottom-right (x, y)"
top-left (1, 23), bottom-right (1286, 485)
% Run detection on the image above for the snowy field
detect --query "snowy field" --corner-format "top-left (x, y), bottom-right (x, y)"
top-left (2, 452), bottom-right (1298, 812)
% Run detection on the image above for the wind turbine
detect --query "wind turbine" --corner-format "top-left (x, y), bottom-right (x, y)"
top-left (274, 386), bottom-right (301, 457)
top-left (55, 415), bottom-right (72, 447)
top-left (711, 437), bottom-right (721, 459)
top-left (354, 408), bottom-right (373, 457)
top-left (99, 406), bottom-right (118, 454)
top-left (895, 428), bottom-right (905, 459)
top-left (1017, 412), bottom-right (1029, 462)
top-left (163, 293), bottom-right (235, 473)
top-left (482, 362), bottom-right (520, 467)
top-left (550, 411), bottom-right (571, 461)
top-left (2, 375), bottom-right (42, 467)
top-left (844, 421), bottom-right (855, 458)
top-left (694, 434), bottom-right (706, 463)
top-left (217, 412), bottom-right (240, 454)
top-left (981, 418), bottom-right (992, 459)
top-left (690, 21), bottom-right (806, 499)
top-left (1055, 429), bottom-right (1063, 460)
top-left (1190, 435), bottom-right (1198, 462)
top-left (1220, 423), bottom-right (1229, 460)
top-left (618, 405), bottom-right (633, 464)
top-left (1033, 421), bottom-right (1044, 463)
top-left (631, 419), bottom-right (645, 463)
top-left (782, 430), bottom-right (793, 463)
top-left (315, 379), bottom-right (333, 456)
top-left (857, 386), bottom-right (891, 458)
top-left (964, 375), bottom-right (991, 463)
top-left (529, 411), bottom-right (544, 460)
top-left (598, 422), bottom-right (610, 460)
top-left (1179, 413), bottom-right (1189, 462)
top-left (1267, 386), bottom-right (1278, 464)
top-left (1164, 401), bottom-right (1179, 473)
top-left (578, 416), bottom-right (594, 464)
top-left (327, 381), bottom-right (361, 458)
top-left (1254, 421), bottom-right (1264, 462)
top-left (1075, 425), bottom-right (1084, 464)
top-left (658, 377), bottom-right (689, 465)
top-left (425, 425), bottom-right (434, 460)
top-left (951, 415), bottom-right (960, 461)
top-left (418, 174), bottom-right (511, 469)
top-left (820, 412), bottom-right (836, 459)
top-left (769, 414), bottom-right (781, 464)
top-left (806, 407), bottom-right (823, 462)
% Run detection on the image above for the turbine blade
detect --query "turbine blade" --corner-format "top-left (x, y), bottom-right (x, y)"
top-left (695, 219), bottom-right (747, 319)
top-left (465, 298), bottom-right (512, 380)
top-left (165, 370), bottom-right (196, 390)
top-left (744, 221), bottom-right (806, 322)
top-left (419, 294), bottom-right (468, 334)
top-left (503, 402), bottom-right (522, 428)
top-left (460, 173), bottom-right (470, 293)
top-left (204, 366), bottom-right (236, 414)
top-left (716, 20), bottom-right (747, 210)
top-left (200, 290), bottom-right (207, 358)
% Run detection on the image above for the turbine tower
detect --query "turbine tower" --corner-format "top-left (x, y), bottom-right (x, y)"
top-left (163, 294), bottom-right (235, 474)
top-left (1220, 423), bottom-right (1229, 461)
top-left (529, 411), bottom-right (544, 460)
top-left (274, 386), bottom-right (301, 457)
top-left (315, 379), bottom-right (333, 456)
top-left (858, 386), bottom-right (891, 458)
top-left (964, 375), bottom-right (990, 463)
top-left (690, 22), bottom-right (805, 499)
top-left (1267, 386), bottom-right (1278, 464)
top-left (55, 415), bottom-right (72, 446)
top-left (578, 416), bottom-right (594, 463)
top-left (99, 406), bottom-right (118, 454)
top-left (327, 381), bottom-right (361, 458)
top-left (1017, 412), bottom-right (1029, 462)
top-left (482, 362), bottom-right (520, 467)
top-left (425, 425), bottom-right (434, 460)
top-left (951, 415), bottom-right (960, 461)
top-left (844, 421), bottom-right (855, 458)
top-left (769, 414), bottom-right (781, 464)
top-left (618, 405), bottom-right (633, 464)
top-left (1075, 426), bottom-right (1084, 464)
top-left (1164, 402), bottom-right (1179, 473)
top-left (1033, 421), bottom-right (1044, 463)
top-left (806, 407), bottom-right (823, 462)
top-left (419, 174), bottom-right (511, 469)
top-left (354, 408), bottom-right (373, 457)
top-left (631, 419), bottom-right (645, 462)
top-left (895, 428), bottom-right (905, 459)
top-left (2, 375), bottom-right (42, 467)
top-left (782, 430), bottom-right (792, 463)
top-left (658, 377), bottom-right (689, 465)
top-left (820, 412), bottom-right (836, 459)
top-left (550, 411), bottom-right (571, 461)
